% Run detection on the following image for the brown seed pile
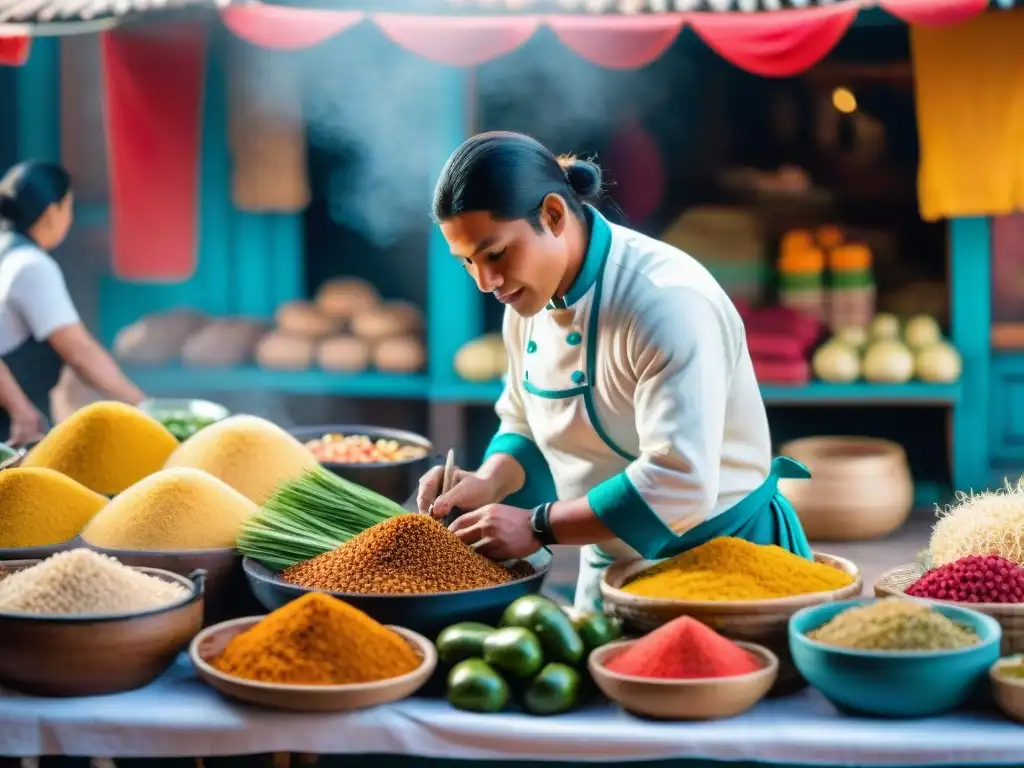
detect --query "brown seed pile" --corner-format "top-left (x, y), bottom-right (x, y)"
top-left (281, 514), bottom-right (522, 594)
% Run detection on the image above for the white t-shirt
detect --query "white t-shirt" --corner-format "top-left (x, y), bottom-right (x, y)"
top-left (0, 232), bottom-right (80, 356)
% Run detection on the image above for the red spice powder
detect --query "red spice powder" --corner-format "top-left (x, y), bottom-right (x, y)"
top-left (606, 616), bottom-right (762, 679)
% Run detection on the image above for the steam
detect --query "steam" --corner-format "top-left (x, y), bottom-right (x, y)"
top-left (253, 26), bottom-right (682, 247)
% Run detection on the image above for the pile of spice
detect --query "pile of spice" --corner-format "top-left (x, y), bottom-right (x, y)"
top-left (808, 599), bottom-right (980, 651)
top-left (906, 555), bottom-right (1024, 603)
top-left (281, 514), bottom-right (527, 594)
top-left (212, 592), bottom-right (421, 685)
top-left (622, 537), bottom-right (854, 601)
top-left (23, 401), bottom-right (179, 495)
top-left (605, 616), bottom-right (762, 679)
top-left (165, 414), bottom-right (319, 506)
top-left (0, 548), bottom-right (188, 616)
top-left (82, 467), bottom-right (258, 551)
top-left (0, 467), bottom-right (108, 548)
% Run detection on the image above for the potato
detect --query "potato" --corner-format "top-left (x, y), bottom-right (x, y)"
top-left (113, 309), bottom-right (207, 365)
top-left (255, 331), bottom-right (316, 371)
top-left (454, 334), bottom-right (506, 381)
top-left (373, 336), bottom-right (425, 373)
top-left (352, 301), bottom-right (423, 342)
top-left (182, 320), bottom-right (268, 368)
top-left (315, 278), bottom-right (380, 319)
top-left (274, 300), bottom-right (341, 338)
top-left (317, 335), bottom-right (371, 373)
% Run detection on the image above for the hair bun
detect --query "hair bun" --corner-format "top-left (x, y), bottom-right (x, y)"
top-left (564, 159), bottom-right (602, 201)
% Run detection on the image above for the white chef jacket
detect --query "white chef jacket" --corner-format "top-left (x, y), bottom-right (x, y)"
top-left (482, 206), bottom-right (801, 610)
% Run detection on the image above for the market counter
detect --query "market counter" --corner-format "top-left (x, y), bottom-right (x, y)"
top-left (0, 655), bottom-right (1021, 766)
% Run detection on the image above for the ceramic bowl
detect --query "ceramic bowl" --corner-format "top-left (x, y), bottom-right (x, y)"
top-left (588, 639), bottom-right (778, 720)
top-left (0, 562), bottom-right (205, 696)
top-left (789, 598), bottom-right (1001, 718)
top-left (190, 615), bottom-right (436, 712)
top-left (243, 547), bottom-right (551, 639)
top-left (287, 425), bottom-right (433, 503)
top-left (0, 537), bottom-right (83, 562)
top-left (989, 655), bottom-right (1024, 723)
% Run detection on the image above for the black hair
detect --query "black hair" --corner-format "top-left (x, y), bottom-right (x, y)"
top-left (0, 160), bottom-right (72, 235)
top-left (432, 131), bottom-right (602, 231)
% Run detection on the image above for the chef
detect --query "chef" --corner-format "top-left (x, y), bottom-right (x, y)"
top-left (418, 132), bottom-right (812, 611)
top-left (0, 160), bottom-right (144, 444)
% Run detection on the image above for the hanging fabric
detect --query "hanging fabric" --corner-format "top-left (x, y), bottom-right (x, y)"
top-left (227, 40), bottom-right (310, 213)
top-left (911, 11), bottom-right (1024, 220)
top-left (101, 23), bottom-right (207, 280)
top-left (373, 14), bottom-right (540, 67)
top-left (221, 6), bottom-right (363, 50)
top-left (687, 4), bottom-right (858, 77)
top-left (546, 15), bottom-right (684, 70)
top-left (0, 36), bottom-right (30, 67)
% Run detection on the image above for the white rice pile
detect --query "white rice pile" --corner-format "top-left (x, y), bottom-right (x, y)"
top-left (0, 548), bottom-right (189, 616)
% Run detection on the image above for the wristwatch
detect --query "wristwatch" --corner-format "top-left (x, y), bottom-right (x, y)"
top-left (530, 502), bottom-right (558, 547)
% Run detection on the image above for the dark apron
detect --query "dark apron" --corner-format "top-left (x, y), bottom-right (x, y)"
top-left (0, 234), bottom-right (64, 443)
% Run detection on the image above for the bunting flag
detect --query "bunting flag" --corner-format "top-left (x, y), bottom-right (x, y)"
top-left (0, 35), bottom-right (30, 66)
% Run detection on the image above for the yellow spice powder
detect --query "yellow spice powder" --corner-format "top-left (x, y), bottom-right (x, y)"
top-left (164, 415), bottom-right (319, 505)
top-left (0, 468), bottom-right (108, 548)
top-left (23, 401), bottom-right (178, 496)
top-left (622, 537), bottom-right (854, 601)
top-left (82, 467), bottom-right (258, 551)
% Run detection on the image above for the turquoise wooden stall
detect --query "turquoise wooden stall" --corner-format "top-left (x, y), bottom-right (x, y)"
top-left (1, 2), bottom-right (1011, 502)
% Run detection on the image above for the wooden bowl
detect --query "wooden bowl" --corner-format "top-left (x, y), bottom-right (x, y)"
top-left (0, 537), bottom-right (83, 562)
top-left (777, 437), bottom-right (913, 541)
top-left (990, 656), bottom-right (1024, 723)
top-left (190, 615), bottom-right (437, 712)
top-left (589, 640), bottom-right (777, 720)
top-left (875, 563), bottom-right (1024, 656)
top-left (601, 552), bottom-right (862, 694)
top-left (79, 545), bottom-right (259, 626)
top-left (0, 561), bottom-right (204, 696)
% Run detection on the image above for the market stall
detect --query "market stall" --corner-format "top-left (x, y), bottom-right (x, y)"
top-left (0, 404), bottom-right (1023, 765)
top-left (2, 0), bottom-right (1018, 498)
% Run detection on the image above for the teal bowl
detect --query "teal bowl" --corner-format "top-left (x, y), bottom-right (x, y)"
top-left (789, 598), bottom-right (1001, 718)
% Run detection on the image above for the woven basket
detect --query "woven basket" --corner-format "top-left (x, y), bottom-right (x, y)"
top-left (875, 563), bottom-right (1024, 655)
top-left (600, 552), bottom-right (862, 694)
top-left (777, 436), bottom-right (913, 541)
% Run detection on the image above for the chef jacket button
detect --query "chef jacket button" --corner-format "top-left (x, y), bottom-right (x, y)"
top-left (566, 331), bottom-right (582, 346)
top-left (571, 370), bottom-right (586, 385)
top-left (527, 340), bottom-right (538, 354)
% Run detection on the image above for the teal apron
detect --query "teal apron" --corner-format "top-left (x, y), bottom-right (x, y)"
top-left (574, 457), bottom-right (812, 612)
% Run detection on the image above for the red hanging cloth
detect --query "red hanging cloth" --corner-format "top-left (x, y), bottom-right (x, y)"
top-left (221, 6), bottom-right (364, 51)
top-left (546, 15), bottom-right (685, 70)
top-left (101, 23), bottom-right (207, 281)
top-left (879, 0), bottom-right (987, 27)
top-left (0, 36), bottom-right (30, 67)
top-left (688, 4), bottom-right (859, 78)
top-left (373, 14), bottom-right (541, 67)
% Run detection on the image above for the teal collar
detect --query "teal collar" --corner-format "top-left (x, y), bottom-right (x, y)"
top-left (547, 205), bottom-right (611, 311)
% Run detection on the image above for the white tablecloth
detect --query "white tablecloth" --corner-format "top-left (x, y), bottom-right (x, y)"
top-left (1, 654), bottom-right (1023, 764)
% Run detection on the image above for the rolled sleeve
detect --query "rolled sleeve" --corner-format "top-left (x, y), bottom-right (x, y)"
top-left (588, 288), bottom-right (737, 560)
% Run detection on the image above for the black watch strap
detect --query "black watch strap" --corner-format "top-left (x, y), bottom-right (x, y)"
top-left (530, 502), bottom-right (558, 547)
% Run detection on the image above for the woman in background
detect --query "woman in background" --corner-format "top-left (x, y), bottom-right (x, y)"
top-left (0, 160), bottom-right (143, 443)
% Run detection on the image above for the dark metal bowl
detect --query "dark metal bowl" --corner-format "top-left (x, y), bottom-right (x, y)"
top-left (288, 425), bottom-right (434, 503)
top-left (242, 548), bottom-right (552, 638)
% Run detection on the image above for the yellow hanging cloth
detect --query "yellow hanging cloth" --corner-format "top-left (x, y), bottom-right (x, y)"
top-left (911, 12), bottom-right (1024, 221)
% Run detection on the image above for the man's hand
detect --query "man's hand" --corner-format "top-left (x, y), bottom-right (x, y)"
top-left (448, 503), bottom-right (542, 561)
top-left (418, 466), bottom-right (500, 517)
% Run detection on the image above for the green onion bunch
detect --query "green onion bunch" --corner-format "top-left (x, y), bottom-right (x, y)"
top-left (237, 467), bottom-right (409, 571)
